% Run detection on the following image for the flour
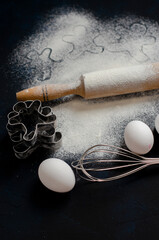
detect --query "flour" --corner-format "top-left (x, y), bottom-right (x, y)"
top-left (10, 10), bottom-right (159, 160)
top-left (53, 94), bottom-right (159, 160)
top-left (82, 64), bottom-right (156, 99)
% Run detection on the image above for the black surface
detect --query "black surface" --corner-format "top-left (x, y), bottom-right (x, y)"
top-left (1, 1), bottom-right (159, 240)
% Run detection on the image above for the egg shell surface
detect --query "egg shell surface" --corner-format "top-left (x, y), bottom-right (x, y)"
top-left (38, 158), bottom-right (76, 193)
top-left (124, 120), bottom-right (154, 155)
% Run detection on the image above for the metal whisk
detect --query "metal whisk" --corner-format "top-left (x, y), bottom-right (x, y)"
top-left (71, 144), bottom-right (159, 182)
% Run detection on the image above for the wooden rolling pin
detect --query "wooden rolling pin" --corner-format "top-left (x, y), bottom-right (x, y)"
top-left (16, 63), bottom-right (159, 102)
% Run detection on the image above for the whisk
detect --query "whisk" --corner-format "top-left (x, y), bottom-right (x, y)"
top-left (71, 144), bottom-right (159, 182)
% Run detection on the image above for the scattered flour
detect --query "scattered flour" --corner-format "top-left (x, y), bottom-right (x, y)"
top-left (53, 94), bottom-right (159, 159)
top-left (10, 10), bottom-right (159, 160)
top-left (82, 64), bottom-right (157, 99)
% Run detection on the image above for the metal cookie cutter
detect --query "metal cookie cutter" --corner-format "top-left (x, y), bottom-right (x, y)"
top-left (6, 100), bottom-right (62, 159)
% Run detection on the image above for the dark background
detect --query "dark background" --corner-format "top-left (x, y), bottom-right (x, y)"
top-left (1, 0), bottom-right (159, 239)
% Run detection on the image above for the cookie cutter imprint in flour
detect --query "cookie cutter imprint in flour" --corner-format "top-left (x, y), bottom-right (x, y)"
top-left (6, 100), bottom-right (62, 159)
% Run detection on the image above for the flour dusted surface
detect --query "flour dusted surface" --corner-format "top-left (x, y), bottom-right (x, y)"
top-left (10, 10), bottom-right (159, 159)
top-left (52, 94), bottom-right (158, 159)
top-left (82, 64), bottom-right (156, 99)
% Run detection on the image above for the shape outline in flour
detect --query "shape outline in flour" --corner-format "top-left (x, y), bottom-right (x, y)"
top-left (25, 48), bottom-right (63, 82)
top-left (106, 22), bottom-right (156, 63)
top-left (62, 25), bottom-right (104, 59)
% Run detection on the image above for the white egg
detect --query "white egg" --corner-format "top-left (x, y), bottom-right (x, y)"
top-left (124, 120), bottom-right (154, 155)
top-left (38, 158), bottom-right (76, 193)
top-left (155, 114), bottom-right (159, 133)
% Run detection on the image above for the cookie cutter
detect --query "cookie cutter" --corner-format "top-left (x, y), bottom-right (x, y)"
top-left (6, 100), bottom-right (62, 159)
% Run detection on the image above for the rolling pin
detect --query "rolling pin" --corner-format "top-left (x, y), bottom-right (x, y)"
top-left (16, 63), bottom-right (159, 101)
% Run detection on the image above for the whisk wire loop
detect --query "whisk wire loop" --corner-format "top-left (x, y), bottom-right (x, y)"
top-left (71, 144), bottom-right (159, 182)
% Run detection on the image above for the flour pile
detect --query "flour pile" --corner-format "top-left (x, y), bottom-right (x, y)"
top-left (10, 10), bottom-right (159, 159)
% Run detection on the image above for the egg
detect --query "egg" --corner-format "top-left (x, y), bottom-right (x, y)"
top-left (155, 114), bottom-right (159, 133)
top-left (124, 120), bottom-right (154, 155)
top-left (38, 158), bottom-right (76, 193)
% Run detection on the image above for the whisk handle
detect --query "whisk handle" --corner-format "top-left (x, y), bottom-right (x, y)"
top-left (143, 158), bottom-right (159, 164)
